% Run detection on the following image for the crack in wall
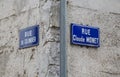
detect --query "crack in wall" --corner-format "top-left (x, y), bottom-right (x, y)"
top-left (100, 71), bottom-right (120, 75)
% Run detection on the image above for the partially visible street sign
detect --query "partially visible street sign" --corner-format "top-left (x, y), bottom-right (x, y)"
top-left (71, 23), bottom-right (100, 47)
top-left (19, 25), bottom-right (39, 48)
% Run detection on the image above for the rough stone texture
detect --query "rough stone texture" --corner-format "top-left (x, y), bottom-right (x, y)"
top-left (0, 0), bottom-right (60, 77)
top-left (68, 0), bottom-right (120, 13)
top-left (1, 0), bottom-right (120, 77)
top-left (67, 0), bottom-right (120, 77)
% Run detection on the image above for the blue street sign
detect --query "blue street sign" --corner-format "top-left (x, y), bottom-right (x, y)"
top-left (19, 25), bottom-right (39, 48)
top-left (71, 23), bottom-right (100, 47)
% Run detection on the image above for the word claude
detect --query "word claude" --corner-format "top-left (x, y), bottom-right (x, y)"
top-left (71, 23), bottom-right (100, 47)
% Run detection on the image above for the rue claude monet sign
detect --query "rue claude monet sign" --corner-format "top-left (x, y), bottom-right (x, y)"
top-left (19, 25), bottom-right (39, 48)
top-left (71, 23), bottom-right (100, 47)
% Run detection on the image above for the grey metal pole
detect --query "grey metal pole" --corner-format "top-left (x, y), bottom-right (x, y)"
top-left (60, 0), bottom-right (67, 77)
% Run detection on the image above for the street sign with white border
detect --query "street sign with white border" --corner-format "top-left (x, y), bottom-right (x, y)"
top-left (19, 25), bottom-right (39, 49)
top-left (71, 23), bottom-right (100, 47)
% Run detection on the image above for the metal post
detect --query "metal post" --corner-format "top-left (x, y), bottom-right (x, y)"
top-left (60, 0), bottom-right (67, 77)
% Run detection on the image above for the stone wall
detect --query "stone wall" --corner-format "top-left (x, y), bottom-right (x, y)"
top-left (0, 0), bottom-right (60, 77)
top-left (1, 0), bottom-right (120, 77)
top-left (67, 0), bottom-right (120, 77)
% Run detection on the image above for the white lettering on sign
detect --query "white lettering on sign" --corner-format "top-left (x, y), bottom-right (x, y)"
top-left (82, 28), bottom-right (91, 35)
top-left (25, 36), bottom-right (36, 44)
top-left (21, 40), bottom-right (24, 45)
top-left (86, 37), bottom-right (98, 44)
top-left (25, 30), bottom-right (32, 37)
top-left (72, 35), bottom-right (99, 44)
top-left (73, 35), bottom-right (85, 42)
top-left (21, 36), bottom-right (36, 45)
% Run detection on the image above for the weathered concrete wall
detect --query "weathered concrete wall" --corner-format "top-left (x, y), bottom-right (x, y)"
top-left (67, 0), bottom-right (120, 77)
top-left (0, 0), bottom-right (60, 77)
top-left (1, 0), bottom-right (120, 77)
